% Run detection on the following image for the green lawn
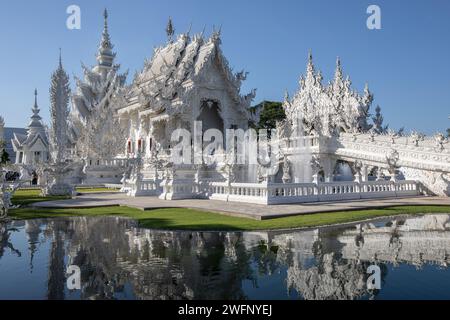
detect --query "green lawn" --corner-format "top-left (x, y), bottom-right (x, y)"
top-left (11, 187), bottom-right (118, 206)
top-left (76, 187), bottom-right (120, 193)
top-left (11, 189), bottom-right (70, 206)
top-left (8, 190), bottom-right (450, 231)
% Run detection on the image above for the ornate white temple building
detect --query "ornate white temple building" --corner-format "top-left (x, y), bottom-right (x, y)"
top-left (4, 10), bottom-right (450, 202)
top-left (11, 90), bottom-right (49, 166)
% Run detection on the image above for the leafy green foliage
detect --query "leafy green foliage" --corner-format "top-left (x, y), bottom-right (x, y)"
top-left (251, 101), bottom-right (286, 130)
top-left (0, 148), bottom-right (9, 164)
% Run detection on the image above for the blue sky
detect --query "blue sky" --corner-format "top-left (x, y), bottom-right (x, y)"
top-left (0, 0), bottom-right (449, 134)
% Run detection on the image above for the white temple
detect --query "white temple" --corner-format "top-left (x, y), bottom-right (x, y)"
top-left (5, 10), bottom-right (450, 202)
top-left (11, 90), bottom-right (49, 166)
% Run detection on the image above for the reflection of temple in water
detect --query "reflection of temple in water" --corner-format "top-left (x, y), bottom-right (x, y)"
top-left (2, 214), bottom-right (450, 300)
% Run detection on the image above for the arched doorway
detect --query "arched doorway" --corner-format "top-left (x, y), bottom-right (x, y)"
top-left (197, 100), bottom-right (224, 135)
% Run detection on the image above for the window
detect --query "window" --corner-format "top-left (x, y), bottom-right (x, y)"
top-left (34, 151), bottom-right (41, 163)
top-left (138, 138), bottom-right (144, 153)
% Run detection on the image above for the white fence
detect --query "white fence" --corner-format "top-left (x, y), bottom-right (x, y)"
top-left (204, 180), bottom-right (419, 205)
top-left (122, 179), bottom-right (162, 197)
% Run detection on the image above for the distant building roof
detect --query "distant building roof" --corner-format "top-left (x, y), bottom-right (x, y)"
top-left (4, 127), bottom-right (27, 163)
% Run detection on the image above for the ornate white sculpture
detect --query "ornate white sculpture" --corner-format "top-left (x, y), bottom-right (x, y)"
top-left (282, 155), bottom-right (291, 184)
top-left (42, 53), bottom-right (75, 196)
top-left (0, 164), bottom-right (23, 219)
top-left (70, 9), bottom-right (128, 184)
top-left (284, 54), bottom-right (373, 137)
top-left (386, 149), bottom-right (400, 181)
top-left (372, 105), bottom-right (388, 134)
top-left (410, 130), bottom-right (425, 147)
top-left (310, 155), bottom-right (322, 184)
top-left (434, 133), bottom-right (448, 152)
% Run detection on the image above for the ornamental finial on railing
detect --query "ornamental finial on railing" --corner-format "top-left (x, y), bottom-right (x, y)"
top-left (434, 132), bottom-right (448, 152)
top-left (410, 130), bottom-right (425, 147)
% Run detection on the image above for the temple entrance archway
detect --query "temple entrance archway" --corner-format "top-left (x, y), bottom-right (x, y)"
top-left (197, 100), bottom-right (224, 136)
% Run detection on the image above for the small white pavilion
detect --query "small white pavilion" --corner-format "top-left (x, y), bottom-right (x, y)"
top-left (11, 90), bottom-right (49, 166)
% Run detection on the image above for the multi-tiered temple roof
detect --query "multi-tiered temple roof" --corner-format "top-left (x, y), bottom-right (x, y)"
top-left (71, 9), bottom-right (127, 126)
top-left (122, 30), bottom-right (256, 120)
top-left (11, 90), bottom-right (48, 152)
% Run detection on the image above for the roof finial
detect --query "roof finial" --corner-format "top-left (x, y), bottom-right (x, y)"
top-left (96, 8), bottom-right (115, 69)
top-left (32, 89), bottom-right (41, 118)
top-left (101, 8), bottom-right (112, 49)
top-left (306, 49), bottom-right (315, 74)
top-left (166, 17), bottom-right (175, 42)
top-left (284, 89), bottom-right (290, 102)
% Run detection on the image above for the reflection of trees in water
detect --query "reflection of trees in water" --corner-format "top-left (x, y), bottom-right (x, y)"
top-left (0, 222), bottom-right (21, 258)
top-left (3, 214), bottom-right (450, 300)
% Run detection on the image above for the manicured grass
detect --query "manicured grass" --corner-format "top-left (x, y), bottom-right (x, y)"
top-left (11, 188), bottom-right (117, 206)
top-left (76, 187), bottom-right (119, 193)
top-left (11, 189), bottom-right (69, 206)
top-left (8, 204), bottom-right (450, 231)
top-left (10, 189), bottom-right (450, 231)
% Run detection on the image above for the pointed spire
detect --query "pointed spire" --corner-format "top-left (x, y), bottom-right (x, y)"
top-left (101, 8), bottom-right (112, 49)
top-left (58, 48), bottom-right (63, 69)
top-left (334, 56), bottom-right (343, 81)
top-left (166, 17), bottom-right (175, 42)
top-left (33, 89), bottom-right (38, 110)
top-left (50, 49), bottom-right (71, 162)
top-left (364, 82), bottom-right (370, 94)
top-left (284, 89), bottom-right (290, 102)
top-left (28, 89), bottom-right (44, 131)
top-left (96, 8), bottom-right (115, 70)
top-left (306, 50), bottom-right (315, 75)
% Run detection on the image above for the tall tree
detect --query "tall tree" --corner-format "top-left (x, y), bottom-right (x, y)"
top-left (0, 149), bottom-right (10, 165)
top-left (253, 101), bottom-right (286, 131)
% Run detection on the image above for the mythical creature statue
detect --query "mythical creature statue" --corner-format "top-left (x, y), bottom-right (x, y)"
top-left (410, 131), bottom-right (425, 147)
top-left (282, 155), bottom-right (291, 184)
top-left (0, 165), bottom-right (22, 219)
top-left (434, 133), bottom-right (448, 152)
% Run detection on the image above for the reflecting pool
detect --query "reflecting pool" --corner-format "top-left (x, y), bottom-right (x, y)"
top-left (1, 214), bottom-right (450, 300)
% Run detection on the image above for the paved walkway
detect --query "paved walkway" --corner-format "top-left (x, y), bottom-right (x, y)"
top-left (31, 192), bottom-right (450, 220)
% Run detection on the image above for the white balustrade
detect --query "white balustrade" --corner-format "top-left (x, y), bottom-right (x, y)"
top-left (205, 180), bottom-right (419, 205)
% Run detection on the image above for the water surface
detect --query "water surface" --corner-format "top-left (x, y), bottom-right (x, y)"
top-left (1, 214), bottom-right (450, 300)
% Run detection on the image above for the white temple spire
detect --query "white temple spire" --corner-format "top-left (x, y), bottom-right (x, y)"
top-left (166, 17), bottom-right (175, 42)
top-left (96, 8), bottom-right (116, 71)
top-left (27, 89), bottom-right (46, 138)
top-left (30, 89), bottom-right (42, 125)
top-left (49, 51), bottom-right (71, 163)
top-left (306, 50), bottom-right (316, 77)
top-left (334, 56), bottom-right (343, 84)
